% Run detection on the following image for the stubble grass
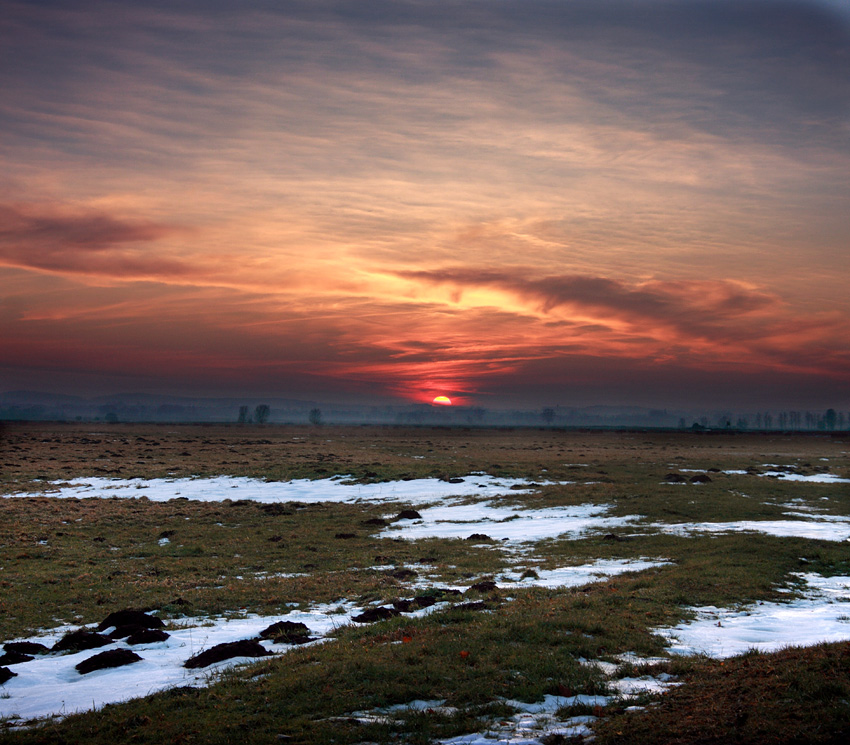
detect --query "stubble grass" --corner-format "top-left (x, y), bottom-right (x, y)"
top-left (1, 423), bottom-right (849, 743)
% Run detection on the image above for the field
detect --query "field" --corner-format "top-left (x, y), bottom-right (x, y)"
top-left (1, 422), bottom-right (849, 744)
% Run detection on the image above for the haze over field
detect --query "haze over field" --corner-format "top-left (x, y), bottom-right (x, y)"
top-left (1, 0), bottom-right (848, 409)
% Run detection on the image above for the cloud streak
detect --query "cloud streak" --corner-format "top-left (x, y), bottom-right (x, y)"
top-left (0, 1), bottom-right (847, 407)
top-left (0, 204), bottom-right (190, 279)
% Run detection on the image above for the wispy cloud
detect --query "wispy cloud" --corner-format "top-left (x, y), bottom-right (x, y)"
top-left (0, 203), bottom-right (190, 279)
top-left (1, 1), bottom-right (847, 406)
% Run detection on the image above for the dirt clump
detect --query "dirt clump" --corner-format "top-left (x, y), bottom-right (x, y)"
top-left (76, 648), bottom-right (143, 674)
top-left (184, 640), bottom-right (270, 669)
top-left (127, 629), bottom-right (170, 645)
top-left (352, 607), bottom-right (401, 623)
top-left (0, 667), bottom-right (17, 684)
top-left (52, 630), bottom-right (112, 653)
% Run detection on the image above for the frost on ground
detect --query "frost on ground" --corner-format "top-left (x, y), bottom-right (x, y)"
top-left (658, 573), bottom-right (850, 657)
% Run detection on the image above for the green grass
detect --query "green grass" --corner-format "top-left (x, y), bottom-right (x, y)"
top-left (1, 424), bottom-right (849, 743)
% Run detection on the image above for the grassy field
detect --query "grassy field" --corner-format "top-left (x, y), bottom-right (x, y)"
top-left (1, 423), bottom-right (849, 744)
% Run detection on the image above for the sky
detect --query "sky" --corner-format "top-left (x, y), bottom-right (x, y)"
top-left (1, 0), bottom-right (848, 410)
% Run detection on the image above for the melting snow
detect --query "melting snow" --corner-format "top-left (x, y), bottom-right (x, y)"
top-left (658, 573), bottom-right (850, 657)
top-left (496, 559), bottom-right (671, 587)
top-left (5, 473), bottom-right (850, 732)
top-left (656, 519), bottom-right (850, 542)
top-left (760, 472), bottom-right (850, 483)
top-left (381, 501), bottom-right (642, 543)
top-left (0, 560), bottom-right (672, 724)
top-left (20, 475), bottom-right (552, 505)
top-left (0, 605), bottom-right (358, 723)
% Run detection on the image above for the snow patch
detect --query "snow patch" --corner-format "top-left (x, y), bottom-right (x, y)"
top-left (17, 475), bottom-right (553, 505)
top-left (658, 573), bottom-right (850, 658)
top-left (381, 501), bottom-right (643, 544)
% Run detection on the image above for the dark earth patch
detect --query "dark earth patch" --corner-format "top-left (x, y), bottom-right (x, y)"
top-left (184, 640), bottom-right (270, 669)
top-left (76, 648), bottom-right (143, 674)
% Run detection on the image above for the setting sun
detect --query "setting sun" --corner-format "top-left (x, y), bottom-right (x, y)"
top-left (432, 396), bottom-right (452, 406)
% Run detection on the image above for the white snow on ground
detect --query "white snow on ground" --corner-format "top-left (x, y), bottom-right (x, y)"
top-left (496, 559), bottom-right (671, 587)
top-left (18, 475), bottom-right (552, 505)
top-left (0, 605), bottom-right (359, 723)
top-left (655, 519), bottom-right (850, 542)
top-left (392, 695), bottom-right (605, 745)
top-left (760, 472), bottom-right (850, 483)
top-left (680, 467), bottom-right (850, 483)
top-left (5, 473), bottom-right (850, 737)
top-left (0, 559), bottom-right (670, 724)
top-left (658, 573), bottom-right (850, 658)
top-left (350, 658), bottom-right (681, 744)
top-left (381, 501), bottom-right (642, 543)
top-left (19, 475), bottom-right (849, 546)
top-left (607, 674), bottom-right (677, 696)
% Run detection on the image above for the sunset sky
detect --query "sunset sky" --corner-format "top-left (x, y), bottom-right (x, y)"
top-left (2, 0), bottom-right (848, 409)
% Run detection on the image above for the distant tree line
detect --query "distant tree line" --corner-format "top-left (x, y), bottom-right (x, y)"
top-left (237, 404), bottom-right (271, 424)
top-left (676, 408), bottom-right (846, 432)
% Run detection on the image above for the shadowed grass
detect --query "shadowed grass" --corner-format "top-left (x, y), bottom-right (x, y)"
top-left (592, 642), bottom-right (850, 745)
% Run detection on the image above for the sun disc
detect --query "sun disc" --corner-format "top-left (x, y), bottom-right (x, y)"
top-left (432, 395), bottom-right (452, 406)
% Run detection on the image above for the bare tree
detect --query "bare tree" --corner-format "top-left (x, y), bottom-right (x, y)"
top-left (238, 405), bottom-right (249, 424)
top-left (308, 408), bottom-right (323, 425)
top-left (254, 404), bottom-right (271, 424)
top-left (824, 408), bottom-right (837, 431)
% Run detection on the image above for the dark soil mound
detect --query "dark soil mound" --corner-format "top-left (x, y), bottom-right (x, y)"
top-left (690, 473), bottom-right (712, 483)
top-left (76, 649), bottom-right (142, 674)
top-left (52, 630), bottom-right (112, 653)
top-left (412, 594), bottom-right (437, 608)
top-left (97, 610), bottom-right (164, 632)
top-left (334, 532), bottom-right (357, 539)
top-left (439, 476), bottom-right (465, 484)
top-left (4, 641), bottom-right (49, 655)
top-left (259, 621), bottom-right (311, 643)
top-left (0, 650), bottom-right (33, 665)
top-left (361, 518), bottom-right (388, 526)
top-left (466, 580), bottom-right (498, 593)
top-left (466, 533), bottom-right (492, 541)
top-left (0, 667), bottom-right (16, 685)
top-left (393, 594), bottom-right (437, 612)
top-left (452, 601), bottom-right (489, 612)
top-left (432, 587), bottom-right (462, 598)
top-left (352, 607), bottom-right (401, 623)
top-left (603, 533), bottom-right (627, 542)
top-left (395, 509), bottom-right (422, 520)
top-left (184, 640), bottom-right (270, 669)
top-left (273, 631), bottom-right (313, 645)
top-left (259, 504), bottom-right (293, 516)
top-left (127, 629), bottom-right (170, 645)
top-left (391, 568), bottom-right (418, 580)
top-left (109, 623), bottom-right (150, 639)
top-left (664, 473), bottom-right (687, 483)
